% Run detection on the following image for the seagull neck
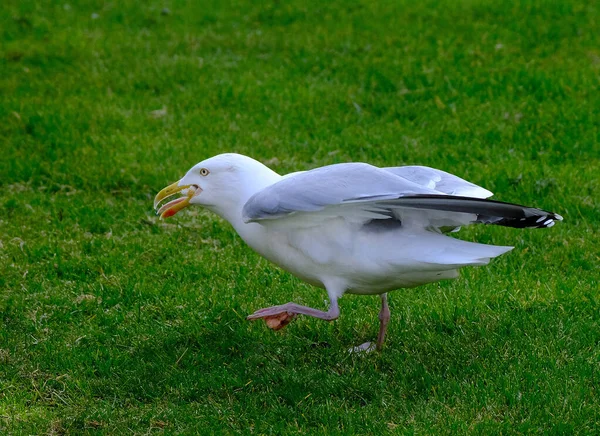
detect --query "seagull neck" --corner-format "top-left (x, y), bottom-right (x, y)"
top-left (210, 191), bottom-right (270, 254)
top-left (211, 170), bottom-right (282, 238)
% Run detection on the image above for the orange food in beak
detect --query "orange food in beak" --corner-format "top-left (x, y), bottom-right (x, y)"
top-left (154, 182), bottom-right (199, 219)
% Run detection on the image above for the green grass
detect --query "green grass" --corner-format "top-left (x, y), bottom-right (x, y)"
top-left (1, 0), bottom-right (599, 433)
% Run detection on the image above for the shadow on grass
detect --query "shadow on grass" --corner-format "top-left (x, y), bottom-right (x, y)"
top-left (72, 297), bottom-right (594, 411)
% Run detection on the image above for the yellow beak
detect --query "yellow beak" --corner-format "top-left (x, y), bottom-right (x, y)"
top-left (154, 182), bottom-right (199, 219)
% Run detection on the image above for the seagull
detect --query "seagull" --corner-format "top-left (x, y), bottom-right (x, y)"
top-left (154, 153), bottom-right (562, 351)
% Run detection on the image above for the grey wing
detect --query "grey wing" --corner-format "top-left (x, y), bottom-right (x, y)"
top-left (383, 166), bottom-right (493, 198)
top-left (242, 162), bottom-right (562, 230)
top-left (242, 162), bottom-right (440, 223)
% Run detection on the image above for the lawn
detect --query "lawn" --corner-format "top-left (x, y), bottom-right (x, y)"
top-left (1, 0), bottom-right (599, 433)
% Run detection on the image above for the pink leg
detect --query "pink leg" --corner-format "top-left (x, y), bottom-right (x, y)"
top-left (247, 299), bottom-right (340, 331)
top-left (376, 293), bottom-right (390, 351)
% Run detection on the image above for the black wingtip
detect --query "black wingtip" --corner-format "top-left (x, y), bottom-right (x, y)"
top-left (479, 211), bottom-right (563, 229)
top-left (360, 194), bottom-right (563, 230)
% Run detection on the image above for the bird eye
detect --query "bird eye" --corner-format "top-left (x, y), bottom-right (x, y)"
top-left (199, 168), bottom-right (210, 176)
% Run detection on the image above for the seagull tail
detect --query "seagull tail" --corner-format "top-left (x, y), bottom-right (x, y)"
top-left (384, 195), bottom-right (563, 229)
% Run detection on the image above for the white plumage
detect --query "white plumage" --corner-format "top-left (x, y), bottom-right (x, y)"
top-left (154, 153), bottom-right (562, 351)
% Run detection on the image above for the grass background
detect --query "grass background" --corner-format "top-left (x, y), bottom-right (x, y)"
top-left (1, 0), bottom-right (599, 433)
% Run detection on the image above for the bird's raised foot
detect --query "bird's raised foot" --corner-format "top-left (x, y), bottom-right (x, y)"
top-left (247, 302), bottom-right (339, 330)
top-left (262, 312), bottom-right (297, 330)
top-left (247, 304), bottom-right (298, 330)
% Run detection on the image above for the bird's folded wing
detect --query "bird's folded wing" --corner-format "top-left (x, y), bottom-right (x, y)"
top-left (242, 163), bottom-right (439, 222)
top-left (383, 166), bottom-right (493, 198)
top-left (242, 163), bottom-right (562, 230)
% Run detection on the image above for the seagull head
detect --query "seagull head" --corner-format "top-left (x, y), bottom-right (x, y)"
top-left (154, 153), bottom-right (281, 220)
